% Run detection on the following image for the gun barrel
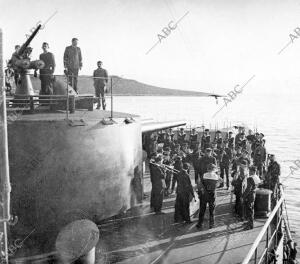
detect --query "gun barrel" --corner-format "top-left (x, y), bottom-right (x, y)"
top-left (18, 24), bottom-right (42, 56)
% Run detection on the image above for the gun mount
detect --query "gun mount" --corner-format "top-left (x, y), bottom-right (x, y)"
top-left (10, 24), bottom-right (45, 97)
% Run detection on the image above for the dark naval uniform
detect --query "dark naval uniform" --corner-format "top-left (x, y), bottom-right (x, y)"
top-left (220, 147), bottom-right (232, 188)
top-left (242, 174), bottom-right (260, 229)
top-left (266, 160), bottom-right (280, 192)
top-left (93, 67), bottom-right (108, 110)
top-left (151, 165), bottom-right (166, 213)
top-left (174, 169), bottom-right (194, 223)
top-left (232, 173), bottom-right (246, 218)
top-left (228, 136), bottom-right (234, 150)
top-left (253, 145), bottom-right (266, 177)
top-left (39, 52), bottom-right (55, 95)
top-left (201, 134), bottom-right (211, 151)
top-left (214, 137), bottom-right (223, 149)
top-left (197, 171), bottom-right (219, 228)
top-left (190, 133), bottom-right (198, 150)
top-left (163, 158), bottom-right (173, 195)
top-left (177, 132), bottom-right (186, 146)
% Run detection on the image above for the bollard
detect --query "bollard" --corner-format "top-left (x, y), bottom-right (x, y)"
top-left (55, 219), bottom-right (99, 264)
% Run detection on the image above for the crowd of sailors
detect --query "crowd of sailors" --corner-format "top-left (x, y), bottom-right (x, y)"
top-left (146, 126), bottom-right (281, 230)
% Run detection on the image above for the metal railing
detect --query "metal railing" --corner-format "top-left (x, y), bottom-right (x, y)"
top-left (241, 189), bottom-right (285, 264)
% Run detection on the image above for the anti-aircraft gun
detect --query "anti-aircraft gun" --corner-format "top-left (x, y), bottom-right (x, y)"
top-left (10, 24), bottom-right (45, 96)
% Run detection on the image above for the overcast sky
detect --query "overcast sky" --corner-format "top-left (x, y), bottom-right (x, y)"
top-left (1, 0), bottom-right (300, 95)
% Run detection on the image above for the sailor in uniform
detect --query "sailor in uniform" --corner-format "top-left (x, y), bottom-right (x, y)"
top-left (151, 156), bottom-right (166, 214)
top-left (177, 128), bottom-right (187, 146)
top-left (189, 128), bottom-right (198, 151)
top-left (253, 139), bottom-right (267, 177)
top-left (201, 129), bottom-right (211, 151)
top-left (167, 128), bottom-right (175, 141)
top-left (197, 148), bottom-right (217, 182)
top-left (157, 130), bottom-right (166, 144)
top-left (228, 131), bottom-right (235, 150)
top-left (265, 154), bottom-right (281, 194)
top-left (220, 140), bottom-right (232, 189)
top-left (242, 166), bottom-right (261, 230)
top-left (163, 149), bottom-right (174, 196)
top-left (174, 162), bottom-right (195, 224)
top-left (214, 130), bottom-right (223, 149)
top-left (232, 160), bottom-right (248, 219)
top-left (196, 163), bottom-right (220, 229)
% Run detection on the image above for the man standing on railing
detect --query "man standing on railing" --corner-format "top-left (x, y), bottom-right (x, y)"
top-left (39, 42), bottom-right (55, 95)
top-left (64, 38), bottom-right (82, 93)
top-left (93, 61), bottom-right (108, 110)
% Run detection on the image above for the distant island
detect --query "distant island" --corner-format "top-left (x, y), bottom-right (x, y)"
top-left (31, 75), bottom-right (222, 97)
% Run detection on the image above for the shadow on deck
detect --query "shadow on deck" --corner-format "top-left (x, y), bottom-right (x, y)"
top-left (95, 170), bottom-right (267, 264)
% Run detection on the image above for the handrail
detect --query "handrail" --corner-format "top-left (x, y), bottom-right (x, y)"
top-left (241, 193), bottom-right (285, 264)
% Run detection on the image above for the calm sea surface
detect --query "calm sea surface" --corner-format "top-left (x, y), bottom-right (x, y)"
top-left (108, 94), bottom-right (300, 245)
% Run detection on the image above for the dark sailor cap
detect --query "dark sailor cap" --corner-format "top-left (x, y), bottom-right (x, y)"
top-left (56, 219), bottom-right (99, 262)
top-left (216, 130), bottom-right (221, 133)
top-left (204, 129), bottom-right (209, 132)
top-left (228, 131), bottom-right (233, 134)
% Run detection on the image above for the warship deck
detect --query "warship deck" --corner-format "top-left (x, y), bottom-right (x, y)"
top-left (95, 168), bottom-right (268, 264)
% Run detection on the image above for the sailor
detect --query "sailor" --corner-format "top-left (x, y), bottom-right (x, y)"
top-left (164, 134), bottom-right (175, 151)
top-left (197, 148), bottom-right (217, 182)
top-left (151, 156), bottom-right (166, 214)
top-left (242, 166), bottom-right (261, 230)
top-left (196, 163), bottom-right (219, 229)
top-left (220, 140), bottom-right (232, 189)
top-left (235, 127), bottom-right (245, 149)
top-left (189, 128), bottom-right (198, 151)
top-left (177, 128), bottom-right (186, 146)
top-left (231, 146), bottom-right (243, 178)
top-left (171, 156), bottom-right (182, 194)
top-left (157, 130), bottom-right (166, 144)
top-left (265, 154), bottom-right (281, 193)
top-left (163, 149), bottom-right (174, 196)
top-left (232, 161), bottom-right (248, 219)
top-left (253, 139), bottom-right (267, 177)
top-left (201, 129), bottom-right (211, 151)
top-left (214, 130), bottom-right (223, 149)
top-left (238, 132), bottom-right (247, 150)
top-left (192, 147), bottom-right (202, 184)
top-left (227, 131), bottom-right (235, 151)
top-left (10, 45), bottom-right (21, 87)
top-left (211, 142), bottom-right (221, 167)
top-left (149, 134), bottom-right (158, 156)
top-left (63, 37), bottom-right (83, 93)
top-left (149, 152), bottom-right (157, 210)
top-left (167, 128), bottom-right (175, 141)
top-left (39, 42), bottom-right (55, 95)
top-left (174, 162), bottom-right (195, 224)
top-left (93, 60), bottom-right (108, 110)
top-left (181, 143), bottom-right (191, 164)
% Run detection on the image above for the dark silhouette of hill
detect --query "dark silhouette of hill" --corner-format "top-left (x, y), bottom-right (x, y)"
top-left (31, 75), bottom-right (220, 97)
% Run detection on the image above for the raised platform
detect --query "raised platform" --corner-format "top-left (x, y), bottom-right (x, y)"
top-left (95, 168), bottom-right (268, 264)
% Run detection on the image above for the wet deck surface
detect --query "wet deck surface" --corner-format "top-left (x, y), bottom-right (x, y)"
top-left (95, 170), bottom-right (267, 264)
